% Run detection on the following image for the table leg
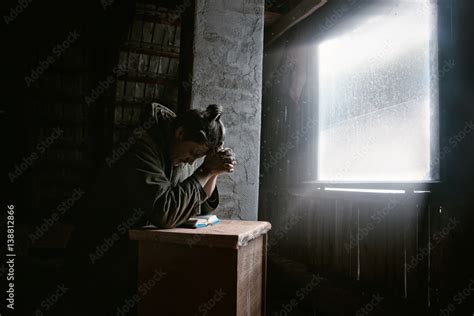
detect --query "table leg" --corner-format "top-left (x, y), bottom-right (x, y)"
top-left (262, 233), bottom-right (268, 316)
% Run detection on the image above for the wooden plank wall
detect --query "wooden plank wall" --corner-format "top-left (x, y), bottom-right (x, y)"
top-left (259, 45), bottom-right (447, 303)
top-left (112, 1), bottom-right (181, 143)
top-left (23, 1), bottom-right (184, 223)
top-left (259, 189), bottom-right (448, 306)
top-left (26, 37), bottom-right (96, 220)
top-left (258, 24), bottom-right (451, 309)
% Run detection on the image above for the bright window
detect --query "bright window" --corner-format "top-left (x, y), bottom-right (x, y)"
top-left (317, 1), bottom-right (439, 182)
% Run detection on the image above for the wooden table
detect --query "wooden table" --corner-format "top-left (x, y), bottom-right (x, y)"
top-left (129, 220), bottom-right (271, 316)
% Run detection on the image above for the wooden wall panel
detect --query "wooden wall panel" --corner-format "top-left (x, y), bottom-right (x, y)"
top-left (112, 2), bottom-right (183, 144)
top-left (262, 189), bottom-right (438, 305)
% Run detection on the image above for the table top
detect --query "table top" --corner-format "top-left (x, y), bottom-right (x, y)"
top-left (129, 220), bottom-right (271, 249)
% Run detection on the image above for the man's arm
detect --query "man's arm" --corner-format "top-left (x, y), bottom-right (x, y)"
top-left (191, 147), bottom-right (235, 215)
top-left (201, 175), bottom-right (219, 215)
top-left (125, 140), bottom-right (205, 229)
top-left (203, 174), bottom-right (217, 198)
top-left (192, 168), bottom-right (219, 215)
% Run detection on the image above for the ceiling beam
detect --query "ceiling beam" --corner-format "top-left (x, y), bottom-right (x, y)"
top-left (264, 11), bottom-right (282, 28)
top-left (264, 0), bottom-right (328, 47)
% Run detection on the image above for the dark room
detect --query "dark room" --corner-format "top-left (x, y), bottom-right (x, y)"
top-left (2, 0), bottom-right (474, 315)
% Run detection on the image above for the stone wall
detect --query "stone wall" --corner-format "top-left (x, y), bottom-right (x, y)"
top-left (191, 0), bottom-right (264, 220)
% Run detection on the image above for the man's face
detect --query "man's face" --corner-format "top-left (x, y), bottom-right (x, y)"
top-left (170, 127), bottom-right (209, 166)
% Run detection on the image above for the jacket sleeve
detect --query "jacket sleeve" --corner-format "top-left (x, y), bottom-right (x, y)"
top-left (125, 139), bottom-right (205, 229)
top-left (189, 161), bottom-right (220, 215)
top-left (199, 186), bottom-right (219, 215)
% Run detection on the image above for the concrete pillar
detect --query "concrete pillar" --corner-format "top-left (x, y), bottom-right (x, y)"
top-left (191, 0), bottom-right (264, 220)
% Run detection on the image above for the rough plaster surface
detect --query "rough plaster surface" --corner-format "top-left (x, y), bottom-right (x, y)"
top-left (191, 0), bottom-right (264, 220)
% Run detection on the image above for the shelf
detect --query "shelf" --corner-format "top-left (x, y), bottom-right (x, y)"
top-left (121, 44), bottom-right (180, 59)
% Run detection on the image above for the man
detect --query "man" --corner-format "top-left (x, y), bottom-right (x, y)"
top-left (62, 103), bottom-right (236, 315)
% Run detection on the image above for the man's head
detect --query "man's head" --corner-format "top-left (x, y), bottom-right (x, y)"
top-left (169, 104), bottom-right (225, 166)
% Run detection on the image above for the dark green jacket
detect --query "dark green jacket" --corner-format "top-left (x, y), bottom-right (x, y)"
top-left (78, 103), bottom-right (219, 231)
top-left (63, 104), bottom-right (219, 315)
top-left (115, 103), bottom-right (219, 228)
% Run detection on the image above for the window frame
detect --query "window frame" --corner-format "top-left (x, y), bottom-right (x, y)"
top-left (303, 0), bottom-right (445, 192)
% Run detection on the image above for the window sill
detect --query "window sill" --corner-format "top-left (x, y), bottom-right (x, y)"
top-left (274, 181), bottom-right (442, 201)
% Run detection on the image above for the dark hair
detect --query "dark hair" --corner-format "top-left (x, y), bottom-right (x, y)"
top-left (172, 104), bottom-right (225, 151)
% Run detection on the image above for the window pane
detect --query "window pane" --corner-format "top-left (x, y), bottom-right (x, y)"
top-left (317, 1), bottom-right (438, 182)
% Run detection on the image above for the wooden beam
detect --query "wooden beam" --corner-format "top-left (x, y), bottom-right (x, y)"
top-left (264, 0), bottom-right (328, 47)
top-left (264, 11), bottom-right (282, 28)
